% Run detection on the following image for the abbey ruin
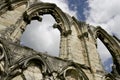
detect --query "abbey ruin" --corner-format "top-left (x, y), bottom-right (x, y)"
top-left (0, 0), bottom-right (120, 80)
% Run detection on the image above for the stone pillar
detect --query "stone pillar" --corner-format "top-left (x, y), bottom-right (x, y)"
top-left (59, 34), bottom-right (69, 59)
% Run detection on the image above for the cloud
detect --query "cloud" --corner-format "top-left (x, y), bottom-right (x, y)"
top-left (97, 39), bottom-right (112, 63)
top-left (21, 15), bottom-right (60, 56)
top-left (21, 0), bottom-right (77, 56)
top-left (40, 0), bottom-right (77, 17)
top-left (84, 0), bottom-right (120, 71)
top-left (85, 0), bottom-right (120, 36)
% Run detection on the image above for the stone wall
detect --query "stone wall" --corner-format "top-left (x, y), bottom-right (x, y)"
top-left (0, 0), bottom-right (120, 80)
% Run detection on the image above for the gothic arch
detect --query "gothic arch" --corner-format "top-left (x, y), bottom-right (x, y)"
top-left (5, 54), bottom-right (50, 80)
top-left (63, 67), bottom-right (84, 80)
top-left (60, 63), bottom-right (89, 80)
top-left (22, 55), bottom-right (48, 73)
top-left (9, 2), bottom-right (72, 58)
top-left (23, 2), bottom-right (71, 35)
top-left (1, 2), bottom-right (72, 59)
top-left (94, 27), bottom-right (120, 74)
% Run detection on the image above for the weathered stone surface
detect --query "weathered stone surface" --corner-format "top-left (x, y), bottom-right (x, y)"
top-left (0, 0), bottom-right (120, 80)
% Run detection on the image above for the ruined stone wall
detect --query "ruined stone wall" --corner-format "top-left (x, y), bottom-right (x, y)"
top-left (0, 0), bottom-right (120, 80)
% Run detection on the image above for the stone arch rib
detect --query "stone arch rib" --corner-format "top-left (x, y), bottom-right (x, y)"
top-left (23, 2), bottom-right (71, 35)
top-left (94, 27), bottom-right (120, 74)
top-left (61, 63), bottom-right (89, 80)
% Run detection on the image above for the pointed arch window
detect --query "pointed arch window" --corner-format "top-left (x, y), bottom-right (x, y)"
top-left (21, 14), bottom-right (60, 57)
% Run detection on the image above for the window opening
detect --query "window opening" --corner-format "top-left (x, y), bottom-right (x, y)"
top-left (20, 15), bottom-right (60, 57)
top-left (97, 38), bottom-right (113, 72)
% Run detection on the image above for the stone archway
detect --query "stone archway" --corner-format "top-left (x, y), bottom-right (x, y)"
top-left (23, 2), bottom-right (71, 34)
top-left (94, 27), bottom-right (120, 74)
top-left (7, 2), bottom-right (72, 59)
top-left (61, 63), bottom-right (89, 80)
top-left (64, 67), bottom-right (83, 80)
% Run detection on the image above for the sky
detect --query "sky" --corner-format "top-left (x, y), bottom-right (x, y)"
top-left (21, 0), bottom-right (120, 72)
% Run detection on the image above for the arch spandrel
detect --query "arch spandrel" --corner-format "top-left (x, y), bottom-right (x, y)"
top-left (0, 0), bottom-right (32, 42)
top-left (9, 0), bottom-right (28, 10)
top-left (0, 0), bottom-right (28, 15)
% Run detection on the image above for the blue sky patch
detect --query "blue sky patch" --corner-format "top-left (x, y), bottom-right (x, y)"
top-left (68, 0), bottom-right (89, 21)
